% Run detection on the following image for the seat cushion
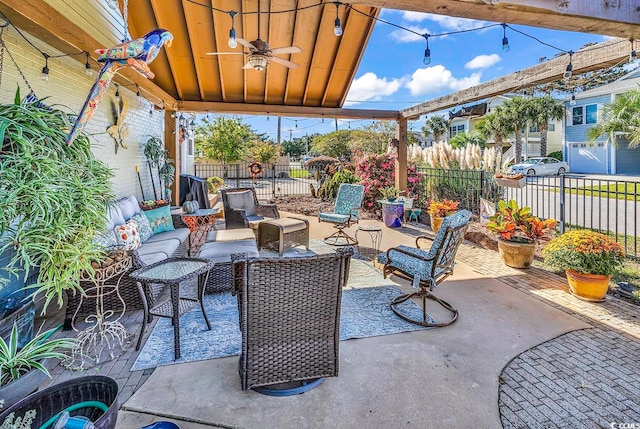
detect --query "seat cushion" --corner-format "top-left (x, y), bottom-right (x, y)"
top-left (144, 227), bottom-right (190, 244)
top-left (377, 246), bottom-right (446, 284)
top-left (226, 190), bottom-right (257, 216)
top-left (137, 252), bottom-right (168, 266)
top-left (319, 213), bottom-right (350, 224)
top-left (198, 240), bottom-right (259, 263)
top-left (206, 228), bottom-right (255, 242)
top-left (137, 239), bottom-right (181, 259)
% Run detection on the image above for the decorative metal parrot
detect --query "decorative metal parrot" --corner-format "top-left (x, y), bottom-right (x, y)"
top-left (66, 28), bottom-right (173, 146)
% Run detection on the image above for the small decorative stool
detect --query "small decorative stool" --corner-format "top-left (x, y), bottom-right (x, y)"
top-left (258, 217), bottom-right (309, 256)
top-left (405, 208), bottom-right (422, 224)
top-left (355, 225), bottom-right (383, 260)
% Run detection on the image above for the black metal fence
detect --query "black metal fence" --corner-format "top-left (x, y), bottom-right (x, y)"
top-left (416, 167), bottom-right (640, 259)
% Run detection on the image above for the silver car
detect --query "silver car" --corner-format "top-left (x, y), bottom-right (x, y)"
top-left (510, 157), bottom-right (570, 176)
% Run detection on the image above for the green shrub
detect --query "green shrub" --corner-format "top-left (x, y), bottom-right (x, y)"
top-left (547, 151), bottom-right (563, 161)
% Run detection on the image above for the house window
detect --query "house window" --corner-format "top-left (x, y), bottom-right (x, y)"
top-left (529, 123), bottom-right (555, 132)
top-left (585, 104), bottom-right (597, 124)
top-left (571, 104), bottom-right (597, 126)
top-left (449, 124), bottom-right (465, 136)
top-left (548, 123), bottom-right (555, 131)
top-left (572, 107), bottom-right (583, 125)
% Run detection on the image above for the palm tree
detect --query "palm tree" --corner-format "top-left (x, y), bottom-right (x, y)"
top-left (476, 107), bottom-right (514, 153)
top-left (529, 95), bottom-right (564, 156)
top-left (587, 87), bottom-right (640, 149)
top-left (422, 115), bottom-right (449, 143)
top-left (503, 96), bottom-right (530, 163)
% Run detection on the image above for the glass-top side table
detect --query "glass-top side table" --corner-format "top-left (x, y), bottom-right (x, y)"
top-left (355, 225), bottom-right (383, 261)
top-left (181, 208), bottom-right (221, 255)
top-left (130, 257), bottom-right (215, 360)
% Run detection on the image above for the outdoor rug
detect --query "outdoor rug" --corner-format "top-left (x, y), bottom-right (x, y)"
top-left (131, 285), bottom-right (430, 371)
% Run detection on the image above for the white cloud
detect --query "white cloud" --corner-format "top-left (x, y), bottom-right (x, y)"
top-left (400, 11), bottom-right (490, 32)
top-left (389, 25), bottom-right (430, 43)
top-left (465, 54), bottom-right (501, 69)
top-left (401, 11), bottom-right (431, 22)
top-left (405, 65), bottom-right (481, 96)
top-left (345, 72), bottom-right (403, 106)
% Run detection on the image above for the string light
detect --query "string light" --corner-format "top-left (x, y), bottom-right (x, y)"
top-left (114, 84), bottom-right (120, 100)
top-left (41, 53), bottom-right (50, 81)
top-left (569, 94), bottom-right (576, 106)
top-left (422, 34), bottom-right (431, 65)
top-left (333, 2), bottom-right (342, 37)
top-left (228, 11), bottom-right (238, 48)
top-left (136, 85), bottom-right (142, 101)
top-left (501, 23), bottom-right (510, 53)
top-left (564, 51), bottom-right (574, 79)
top-left (630, 39), bottom-right (637, 63)
top-left (84, 52), bottom-right (93, 76)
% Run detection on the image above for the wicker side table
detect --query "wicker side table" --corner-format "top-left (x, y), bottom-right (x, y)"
top-left (181, 208), bottom-right (220, 255)
top-left (257, 217), bottom-right (309, 256)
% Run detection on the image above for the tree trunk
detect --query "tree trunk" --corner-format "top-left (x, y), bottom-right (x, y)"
top-left (514, 127), bottom-right (523, 163)
top-left (495, 136), bottom-right (504, 153)
top-left (540, 124), bottom-right (548, 156)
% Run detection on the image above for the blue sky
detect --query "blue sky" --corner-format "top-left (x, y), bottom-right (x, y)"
top-left (198, 9), bottom-right (608, 142)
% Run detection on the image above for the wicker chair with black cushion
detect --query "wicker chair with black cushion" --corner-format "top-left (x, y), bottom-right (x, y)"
top-left (377, 210), bottom-right (471, 328)
top-left (232, 248), bottom-right (353, 395)
top-left (221, 187), bottom-right (279, 229)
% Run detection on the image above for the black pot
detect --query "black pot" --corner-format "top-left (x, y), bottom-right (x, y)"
top-left (0, 358), bottom-right (51, 408)
top-left (0, 375), bottom-right (119, 429)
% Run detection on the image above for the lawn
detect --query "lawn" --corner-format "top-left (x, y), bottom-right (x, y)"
top-left (289, 167), bottom-right (310, 179)
top-left (564, 183), bottom-right (640, 201)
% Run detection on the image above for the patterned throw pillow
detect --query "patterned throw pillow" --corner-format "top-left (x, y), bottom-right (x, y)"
top-left (92, 230), bottom-right (118, 251)
top-left (114, 219), bottom-right (141, 250)
top-left (132, 213), bottom-right (153, 242)
top-left (144, 205), bottom-right (175, 235)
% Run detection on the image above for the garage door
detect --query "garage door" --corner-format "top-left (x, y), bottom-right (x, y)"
top-left (568, 142), bottom-right (608, 174)
top-left (615, 138), bottom-right (640, 175)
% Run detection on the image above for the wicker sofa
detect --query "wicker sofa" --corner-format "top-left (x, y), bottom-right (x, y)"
top-left (64, 196), bottom-right (190, 330)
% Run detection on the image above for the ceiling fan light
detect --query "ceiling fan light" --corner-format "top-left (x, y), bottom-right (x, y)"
top-left (249, 54), bottom-right (268, 71)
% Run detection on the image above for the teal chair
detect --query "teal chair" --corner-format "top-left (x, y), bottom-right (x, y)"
top-left (318, 183), bottom-right (365, 246)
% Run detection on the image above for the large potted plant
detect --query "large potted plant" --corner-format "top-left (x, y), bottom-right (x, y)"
top-left (427, 199), bottom-right (459, 233)
top-left (0, 323), bottom-right (77, 408)
top-left (486, 200), bottom-right (556, 268)
top-left (0, 90), bottom-right (114, 312)
top-left (543, 229), bottom-right (625, 301)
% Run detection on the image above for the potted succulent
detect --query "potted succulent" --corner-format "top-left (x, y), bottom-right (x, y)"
top-left (543, 229), bottom-right (625, 302)
top-left (427, 199), bottom-right (460, 233)
top-left (486, 200), bottom-right (556, 268)
top-left (380, 186), bottom-right (399, 202)
top-left (0, 323), bottom-right (77, 408)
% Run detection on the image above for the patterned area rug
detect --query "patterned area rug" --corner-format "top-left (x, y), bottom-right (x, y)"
top-left (131, 283), bottom-right (430, 371)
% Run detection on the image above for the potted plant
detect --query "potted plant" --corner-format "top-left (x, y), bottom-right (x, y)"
top-left (0, 91), bottom-right (114, 312)
top-left (427, 199), bottom-right (460, 233)
top-left (0, 323), bottom-right (77, 408)
top-left (486, 200), bottom-right (556, 268)
top-left (380, 186), bottom-right (399, 202)
top-left (206, 176), bottom-right (225, 207)
top-left (543, 229), bottom-right (625, 301)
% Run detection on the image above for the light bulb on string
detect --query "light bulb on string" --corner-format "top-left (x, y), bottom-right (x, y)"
top-left (563, 51), bottom-right (573, 80)
top-left (136, 85), bottom-right (142, 102)
top-left (422, 34), bottom-right (431, 65)
top-left (41, 54), bottom-right (50, 81)
top-left (228, 11), bottom-right (238, 48)
top-left (501, 23), bottom-right (510, 52)
top-left (114, 84), bottom-right (120, 100)
top-left (570, 94), bottom-right (576, 106)
top-left (84, 52), bottom-right (93, 76)
top-left (630, 39), bottom-right (637, 63)
top-left (333, 3), bottom-right (342, 37)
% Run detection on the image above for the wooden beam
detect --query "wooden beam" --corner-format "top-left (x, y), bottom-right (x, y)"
top-left (395, 118), bottom-right (408, 192)
top-left (0, 0), bottom-right (177, 109)
top-left (343, 0), bottom-right (640, 39)
top-left (178, 101), bottom-right (399, 119)
top-left (401, 38), bottom-right (630, 119)
top-left (164, 109), bottom-right (179, 205)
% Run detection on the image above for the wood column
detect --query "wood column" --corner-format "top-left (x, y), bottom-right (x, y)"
top-left (164, 110), bottom-right (179, 205)
top-left (395, 117), bottom-right (408, 192)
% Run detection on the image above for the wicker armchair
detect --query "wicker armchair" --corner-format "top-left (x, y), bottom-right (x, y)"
top-left (221, 187), bottom-right (279, 229)
top-left (232, 248), bottom-right (353, 395)
top-left (377, 210), bottom-right (471, 328)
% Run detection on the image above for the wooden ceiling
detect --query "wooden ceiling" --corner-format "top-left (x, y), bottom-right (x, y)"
top-left (125, 0), bottom-right (378, 109)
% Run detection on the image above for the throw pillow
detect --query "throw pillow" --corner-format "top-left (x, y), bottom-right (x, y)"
top-left (92, 230), bottom-right (118, 251)
top-left (114, 219), bottom-right (141, 250)
top-left (132, 213), bottom-right (153, 242)
top-left (144, 205), bottom-right (175, 235)
top-left (226, 190), bottom-right (256, 216)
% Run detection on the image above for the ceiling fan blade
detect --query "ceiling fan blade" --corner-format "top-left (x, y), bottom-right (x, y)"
top-left (237, 38), bottom-right (257, 50)
top-left (270, 56), bottom-right (299, 69)
top-left (205, 52), bottom-right (246, 55)
top-left (242, 61), bottom-right (254, 70)
top-left (270, 46), bottom-right (302, 55)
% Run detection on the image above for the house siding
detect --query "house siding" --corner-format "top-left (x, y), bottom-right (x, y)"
top-left (0, 25), bottom-right (165, 201)
top-left (565, 94), bottom-right (611, 144)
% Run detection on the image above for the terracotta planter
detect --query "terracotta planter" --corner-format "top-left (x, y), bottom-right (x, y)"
top-left (497, 239), bottom-right (535, 268)
top-left (430, 215), bottom-right (444, 233)
top-left (565, 269), bottom-right (611, 302)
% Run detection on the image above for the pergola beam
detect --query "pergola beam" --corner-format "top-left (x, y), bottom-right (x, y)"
top-left (401, 38), bottom-right (629, 119)
top-left (343, 0), bottom-right (640, 39)
top-left (178, 101), bottom-right (400, 120)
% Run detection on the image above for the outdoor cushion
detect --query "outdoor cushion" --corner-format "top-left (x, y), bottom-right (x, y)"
top-left (105, 204), bottom-right (125, 231)
top-left (118, 195), bottom-right (141, 221)
top-left (92, 230), bottom-right (118, 251)
top-left (136, 240), bottom-right (180, 259)
top-left (377, 247), bottom-right (447, 283)
top-left (144, 205), bottom-right (175, 235)
top-left (318, 213), bottom-right (350, 224)
top-left (132, 213), bottom-right (153, 242)
top-left (206, 229), bottom-right (255, 242)
top-left (226, 190), bottom-right (257, 216)
top-left (333, 184), bottom-right (364, 218)
top-left (198, 240), bottom-right (259, 263)
top-left (144, 227), bottom-right (190, 244)
top-left (137, 251), bottom-right (168, 266)
top-left (114, 219), bottom-right (141, 251)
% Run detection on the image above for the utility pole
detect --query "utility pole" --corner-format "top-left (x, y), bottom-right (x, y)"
top-left (335, 118), bottom-right (338, 131)
top-left (277, 116), bottom-right (281, 155)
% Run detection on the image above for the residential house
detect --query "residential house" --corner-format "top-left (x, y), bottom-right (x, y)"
top-left (564, 69), bottom-right (640, 174)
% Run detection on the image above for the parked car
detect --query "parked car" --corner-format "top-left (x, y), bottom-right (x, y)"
top-left (510, 157), bottom-right (569, 176)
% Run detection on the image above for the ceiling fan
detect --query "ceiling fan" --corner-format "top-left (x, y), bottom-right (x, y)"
top-left (207, 38), bottom-right (301, 71)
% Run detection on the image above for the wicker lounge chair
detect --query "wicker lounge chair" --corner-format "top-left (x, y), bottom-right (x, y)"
top-left (318, 183), bottom-right (365, 246)
top-left (232, 248), bottom-right (353, 395)
top-left (377, 210), bottom-right (471, 328)
top-left (221, 187), bottom-right (279, 229)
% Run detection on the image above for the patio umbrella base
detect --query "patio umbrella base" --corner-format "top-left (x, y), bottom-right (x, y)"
top-left (253, 378), bottom-right (326, 396)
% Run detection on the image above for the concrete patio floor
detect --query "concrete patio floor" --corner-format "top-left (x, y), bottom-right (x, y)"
top-left (37, 211), bottom-right (640, 428)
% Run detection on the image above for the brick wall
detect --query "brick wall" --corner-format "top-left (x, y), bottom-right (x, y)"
top-left (0, 25), bottom-right (165, 201)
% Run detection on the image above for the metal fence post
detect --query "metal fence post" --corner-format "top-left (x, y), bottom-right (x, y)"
top-left (235, 164), bottom-right (240, 187)
top-left (272, 164), bottom-right (276, 198)
top-left (194, 164), bottom-right (198, 177)
top-left (559, 174), bottom-right (565, 234)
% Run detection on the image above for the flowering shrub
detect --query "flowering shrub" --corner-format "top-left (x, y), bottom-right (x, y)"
top-left (427, 199), bottom-right (459, 217)
top-left (355, 153), bottom-right (423, 209)
top-left (543, 230), bottom-right (625, 276)
top-left (486, 200), bottom-right (556, 243)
